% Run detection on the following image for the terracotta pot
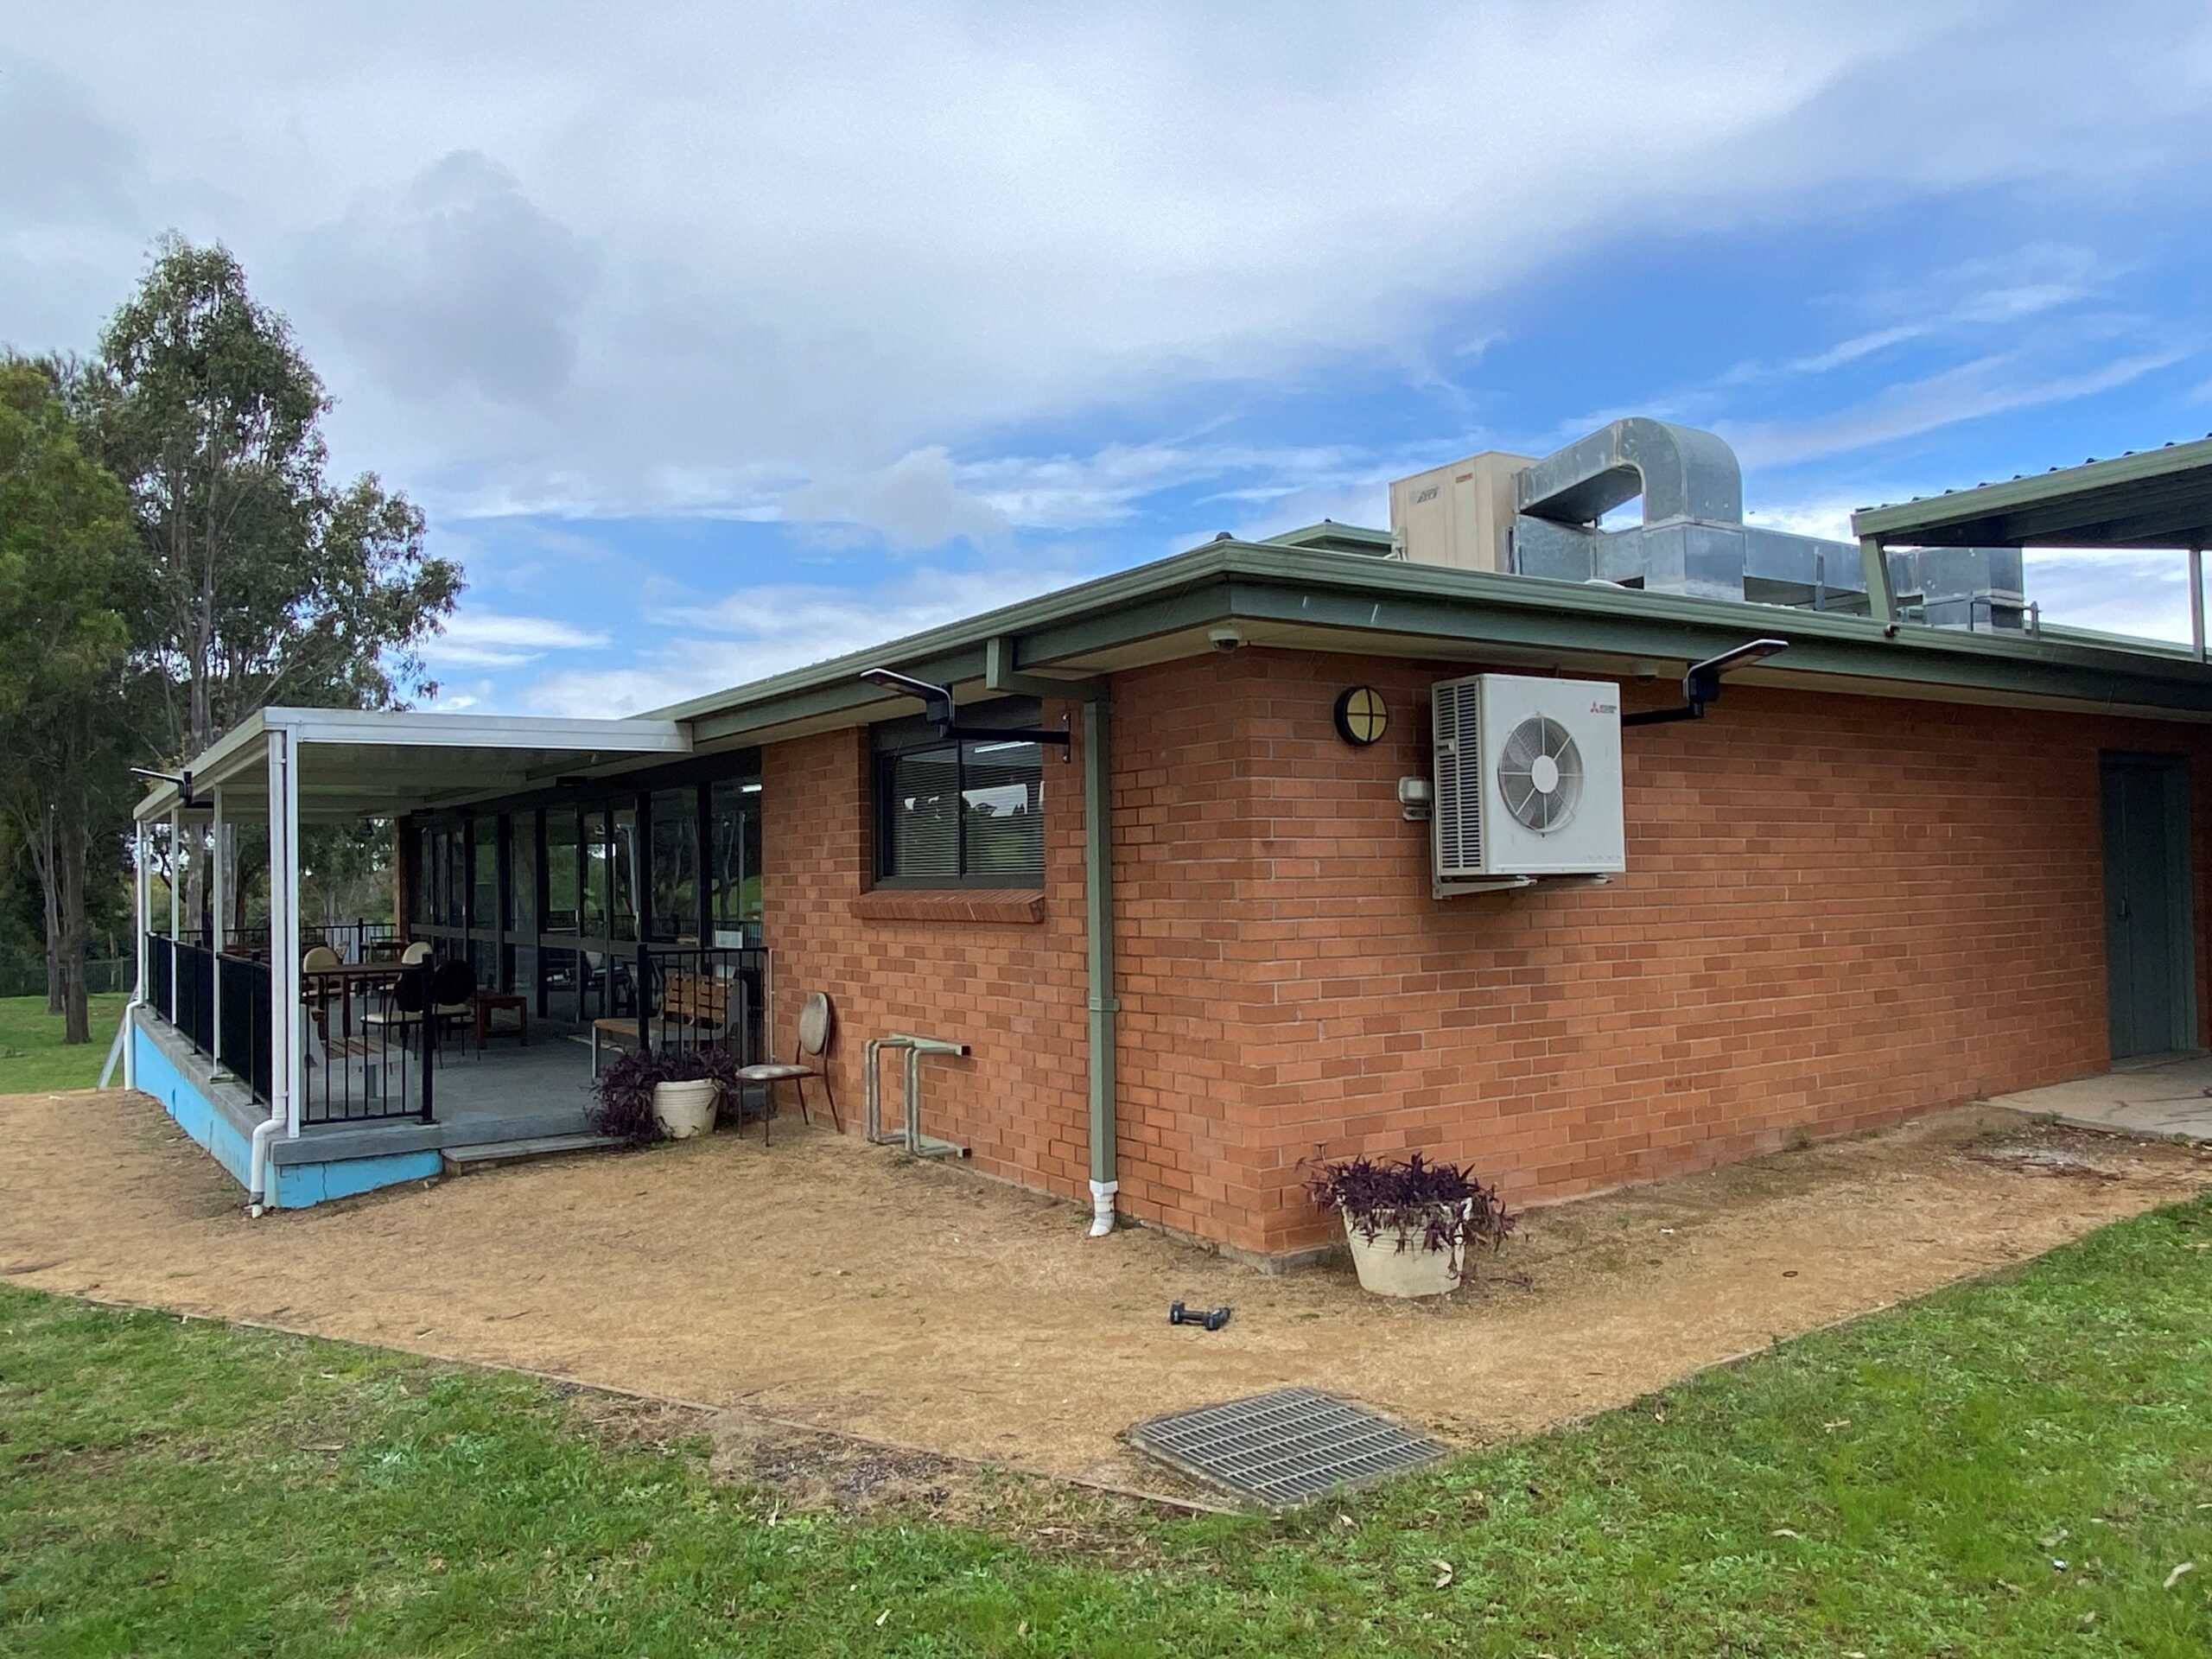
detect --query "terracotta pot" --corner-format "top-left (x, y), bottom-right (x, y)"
top-left (1341, 1202), bottom-right (1467, 1298)
top-left (653, 1078), bottom-right (721, 1140)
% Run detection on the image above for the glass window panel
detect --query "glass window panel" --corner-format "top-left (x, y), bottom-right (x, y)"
top-left (648, 787), bottom-right (700, 942)
top-left (960, 740), bottom-right (1044, 880)
top-left (471, 817), bottom-right (499, 933)
top-left (582, 808), bottom-right (608, 939)
top-left (444, 831), bottom-right (467, 929)
top-left (610, 804), bottom-right (640, 942)
top-left (710, 779), bottom-right (762, 946)
top-left (885, 747), bottom-right (959, 879)
top-left (508, 814), bottom-right (537, 1000)
top-left (544, 809), bottom-right (580, 938)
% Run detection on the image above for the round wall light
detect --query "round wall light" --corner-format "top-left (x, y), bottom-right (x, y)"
top-left (1332, 685), bottom-right (1389, 747)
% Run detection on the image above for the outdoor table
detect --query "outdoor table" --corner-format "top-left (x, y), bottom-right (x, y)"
top-left (303, 959), bottom-right (413, 1044)
top-left (472, 990), bottom-right (529, 1049)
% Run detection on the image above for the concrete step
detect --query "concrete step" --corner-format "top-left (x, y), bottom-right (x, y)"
top-left (440, 1132), bottom-right (620, 1173)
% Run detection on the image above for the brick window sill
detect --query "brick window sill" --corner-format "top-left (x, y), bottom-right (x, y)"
top-left (849, 889), bottom-right (1046, 925)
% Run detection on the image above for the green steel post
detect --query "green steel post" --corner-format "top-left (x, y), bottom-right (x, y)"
top-left (1859, 534), bottom-right (1897, 626)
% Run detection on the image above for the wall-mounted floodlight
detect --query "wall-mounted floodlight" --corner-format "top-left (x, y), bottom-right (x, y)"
top-left (860, 666), bottom-right (957, 729)
top-left (130, 766), bottom-right (195, 806)
top-left (1623, 637), bottom-right (1789, 728)
top-left (858, 666), bottom-right (1071, 750)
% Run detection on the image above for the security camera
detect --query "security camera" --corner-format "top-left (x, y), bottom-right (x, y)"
top-left (1208, 626), bottom-right (1245, 652)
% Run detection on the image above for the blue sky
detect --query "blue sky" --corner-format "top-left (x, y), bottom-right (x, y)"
top-left (5, 3), bottom-right (2210, 715)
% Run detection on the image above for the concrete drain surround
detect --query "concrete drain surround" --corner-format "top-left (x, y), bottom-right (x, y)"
top-left (1128, 1387), bottom-right (1447, 1508)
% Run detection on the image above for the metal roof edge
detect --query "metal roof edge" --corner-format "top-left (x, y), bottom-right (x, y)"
top-left (1852, 435), bottom-right (2212, 542)
top-left (658, 539), bottom-right (2212, 745)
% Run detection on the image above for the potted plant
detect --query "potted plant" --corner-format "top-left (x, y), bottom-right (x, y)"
top-left (588, 1047), bottom-right (741, 1144)
top-left (1303, 1152), bottom-right (1513, 1298)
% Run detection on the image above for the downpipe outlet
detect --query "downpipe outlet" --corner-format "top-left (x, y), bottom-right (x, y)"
top-left (1089, 1179), bottom-right (1118, 1238)
top-left (247, 1113), bottom-right (283, 1217)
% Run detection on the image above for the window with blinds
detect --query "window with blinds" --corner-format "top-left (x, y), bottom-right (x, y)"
top-left (875, 710), bottom-right (1046, 886)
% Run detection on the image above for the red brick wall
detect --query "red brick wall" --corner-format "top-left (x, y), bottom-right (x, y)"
top-left (760, 723), bottom-right (1091, 1192)
top-left (764, 648), bottom-right (2211, 1261)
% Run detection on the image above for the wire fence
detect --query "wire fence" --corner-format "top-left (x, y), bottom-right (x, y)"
top-left (0, 958), bottom-right (133, 1000)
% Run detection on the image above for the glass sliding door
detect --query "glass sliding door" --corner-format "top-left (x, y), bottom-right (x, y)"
top-left (507, 812), bottom-right (537, 1007)
top-left (543, 806), bottom-right (581, 1024)
top-left (648, 787), bottom-right (701, 943)
top-left (710, 779), bottom-right (762, 946)
top-left (470, 816), bottom-right (501, 987)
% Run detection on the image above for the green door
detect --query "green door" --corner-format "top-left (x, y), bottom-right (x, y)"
top-left (2101, 753), bottom-right (2197, 1060)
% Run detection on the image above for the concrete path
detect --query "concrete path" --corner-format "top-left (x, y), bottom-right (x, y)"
top-left (1989, 1054), bottom-right (2212, 1141)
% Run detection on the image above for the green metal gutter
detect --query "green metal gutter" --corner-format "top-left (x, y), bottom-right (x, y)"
top-left (661, 538), bottom-right (2212, 747)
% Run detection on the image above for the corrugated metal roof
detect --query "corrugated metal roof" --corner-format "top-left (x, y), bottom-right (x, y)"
top-left (1853, 435), bottom-right (2212, 550)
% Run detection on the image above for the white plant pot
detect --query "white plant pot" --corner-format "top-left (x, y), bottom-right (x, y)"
top-left (653, 1078), bottom-right (721, 1140)
top-left (1342, 1203), bottom-right (1467, 1298)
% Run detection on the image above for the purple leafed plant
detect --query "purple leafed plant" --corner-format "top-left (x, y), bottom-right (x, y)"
top-left (1302, 1151), bottom-right (1514, 1262)
top-left (588, 1046), bottom-right (745, 1147)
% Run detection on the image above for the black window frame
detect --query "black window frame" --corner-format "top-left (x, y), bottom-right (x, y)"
top-left (872, 698), bottom-right (1048, 890)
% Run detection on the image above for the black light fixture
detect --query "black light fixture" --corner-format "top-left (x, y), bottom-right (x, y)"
top-left (130, 766), bottom-right (196, 807)
top-left (1621, 638), bottom-right (1789, 728)
top-left (859, 667), bottom-right (1071, 748)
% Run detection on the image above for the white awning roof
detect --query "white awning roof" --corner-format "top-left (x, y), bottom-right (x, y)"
top-left (134, 707), bottom-right (693, 823)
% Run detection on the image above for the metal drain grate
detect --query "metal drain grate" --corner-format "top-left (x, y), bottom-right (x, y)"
top-left (1128, 1387), bottom-right (1446, 1508)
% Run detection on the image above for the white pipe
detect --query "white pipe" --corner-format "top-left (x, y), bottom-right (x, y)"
top-left (124, 820), bottom-right (149, 1090)
top-left (249, 728), bottom-right (299, 1213)
top-left (209, 785), bottom-right (226, 1078)
top-left (1089, 1179), bottom-right (1119, 1238)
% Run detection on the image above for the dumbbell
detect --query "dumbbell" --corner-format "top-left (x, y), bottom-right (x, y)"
top-left (1168, 1300), bottom-right (1231, 1332)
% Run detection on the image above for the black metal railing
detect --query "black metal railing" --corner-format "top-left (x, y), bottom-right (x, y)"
top-left (174, 939), bottom-right (215, 1054)
top-left (142, 930), bottom-right (437, 1124)
top-left (216, 952), bottom-right (274, 1104)
top-left (634, 944), bottom-right (767, 1065)
top-left (300, 958), bottom-right (438, 1126)
top-left (170, 919), bottom-right (398, 963)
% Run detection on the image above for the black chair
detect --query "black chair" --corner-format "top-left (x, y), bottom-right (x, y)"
top-left (430, 958), bottom-right (477, 1059)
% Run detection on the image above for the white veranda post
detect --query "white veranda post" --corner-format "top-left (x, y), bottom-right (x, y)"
top-left (267, 729), bottom-right (303, 1138)
top-left (210, 786), bottom-right (226, 1078)
top-left (168, 806), bottom-right (181, 939)
top-left (124, 821), bottom-right (149, 1089)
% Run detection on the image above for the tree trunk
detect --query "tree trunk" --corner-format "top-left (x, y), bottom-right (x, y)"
top-left (57, 818), bottom-right (91, 1046)
top-left (37, 811), bottom-right (62, 1014)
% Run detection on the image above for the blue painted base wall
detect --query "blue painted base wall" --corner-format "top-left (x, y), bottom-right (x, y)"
top-left (130, 1020), bottom-right (442, 1208)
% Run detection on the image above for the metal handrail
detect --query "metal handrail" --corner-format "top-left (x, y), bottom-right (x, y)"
top-left (863, 1032), bottom-right (969, 1158)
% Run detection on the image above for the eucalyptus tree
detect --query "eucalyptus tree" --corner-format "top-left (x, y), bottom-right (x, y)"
top-left (87, 236), bottom-right (461, 768)
top-left (0, 359), bottom-right (138, 1043)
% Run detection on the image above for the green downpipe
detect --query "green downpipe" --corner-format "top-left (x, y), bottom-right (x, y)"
top-left (1082, 695), bottom-right (1119, 1234)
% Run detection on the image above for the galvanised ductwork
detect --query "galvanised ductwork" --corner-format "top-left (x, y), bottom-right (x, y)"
top-left (1498, 417), bottom-right (2026, 629)
top-left (1516, 416), bottom-right (1745, 529)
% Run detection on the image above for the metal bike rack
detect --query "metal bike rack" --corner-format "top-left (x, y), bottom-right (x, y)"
top-left (863, 1032), bottom-right (970, 1158)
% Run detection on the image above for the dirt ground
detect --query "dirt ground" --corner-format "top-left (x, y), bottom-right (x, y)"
top-left (3, 1087), bottom-right (2208, 1504)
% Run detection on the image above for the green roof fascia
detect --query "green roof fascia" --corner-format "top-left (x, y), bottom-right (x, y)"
top-left (669, 541), bottom-right (2212, 745)
top-left (1852, 435), bottom-right (2212, 546)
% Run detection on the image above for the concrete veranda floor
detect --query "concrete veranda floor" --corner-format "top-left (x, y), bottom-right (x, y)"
top-left (1988, 1053), bottom-right (2212, 1141)
top-left (4, 1085), bottom-right (2210, 1500)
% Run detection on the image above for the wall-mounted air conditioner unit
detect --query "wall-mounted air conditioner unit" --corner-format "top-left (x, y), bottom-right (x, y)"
top-left (1431, 673), bottom-right (1624, 891)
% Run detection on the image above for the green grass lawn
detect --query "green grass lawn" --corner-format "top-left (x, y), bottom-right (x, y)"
top-left (5, 1202), bottom-right (2212, 1656)
top-left (0, 993), bottom-right (127, 1096)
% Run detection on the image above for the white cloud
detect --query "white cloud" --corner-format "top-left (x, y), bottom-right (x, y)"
top-left (2026, 550), bottom-right (2195, 645)
top-left (1722, 347), bottom-right (2195, 470)
top-left (528, 559), bottom-right (1096, 717)
top-left (427, 609), bottom-right (612, 667)
top-left (10, 2), bottom-right (2209, 542)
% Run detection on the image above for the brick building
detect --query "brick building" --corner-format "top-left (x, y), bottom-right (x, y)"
top-left (129, 424), bottom-right (2212, 1252)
